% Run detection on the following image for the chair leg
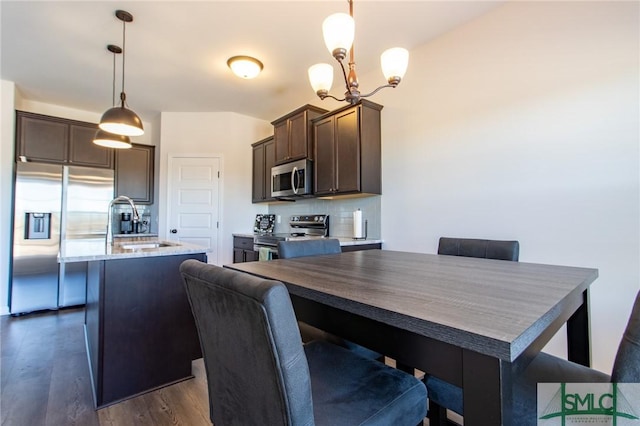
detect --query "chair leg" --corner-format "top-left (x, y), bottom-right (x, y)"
top-left (428, 399), bottom-right (450, 426)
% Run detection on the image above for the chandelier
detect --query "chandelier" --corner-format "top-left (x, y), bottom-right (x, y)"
top-left (308, 0), bottom-right (409, 105)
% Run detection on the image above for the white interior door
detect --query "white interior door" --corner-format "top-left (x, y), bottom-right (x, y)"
top-left (168, 156), bottom-right (220, 264)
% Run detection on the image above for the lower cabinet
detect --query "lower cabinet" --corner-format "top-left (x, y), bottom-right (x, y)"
top-left (341, 243), bottom-right (382, 252)
top-left (233, 236), bottom-right (258, 263)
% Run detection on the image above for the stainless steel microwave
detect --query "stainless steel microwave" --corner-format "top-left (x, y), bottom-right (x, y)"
top-left (271, 159), bottom-right (313, 198)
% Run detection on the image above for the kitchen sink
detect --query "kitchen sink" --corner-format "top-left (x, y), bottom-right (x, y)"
top-left (119, 241), bottom-right (178, 250)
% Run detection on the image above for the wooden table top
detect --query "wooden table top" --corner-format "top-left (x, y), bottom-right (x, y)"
top-left (226, 250), bottom-right (598, 361)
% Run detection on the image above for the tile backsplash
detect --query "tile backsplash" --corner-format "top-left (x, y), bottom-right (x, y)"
top-left (268, 196), bottom-right (381, 239)
top-left (112, 204), bottom-right (153, 234)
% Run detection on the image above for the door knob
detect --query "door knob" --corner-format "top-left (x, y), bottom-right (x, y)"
top-left (170, 229), bottom-right (178, 234)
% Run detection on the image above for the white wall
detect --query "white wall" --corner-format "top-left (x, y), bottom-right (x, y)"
top-left (0, 80), bottom-right (16, 315)
top-left (159, 112), bottom-right (271, 265)
top-left (373, 1), bottom-right (638, 373)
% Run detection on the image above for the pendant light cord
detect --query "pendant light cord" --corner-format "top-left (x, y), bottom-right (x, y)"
top-left (111, 50), bottom-right (116, 107)
top-left (120, 17), bottom-right (127, 107)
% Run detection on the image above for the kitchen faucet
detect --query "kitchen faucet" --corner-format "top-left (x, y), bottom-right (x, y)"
top-left (106, 195), bottom-right (140, 246)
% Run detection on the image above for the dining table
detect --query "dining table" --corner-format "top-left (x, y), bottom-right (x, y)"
top-left (225, 249), bottom-right (598, 426)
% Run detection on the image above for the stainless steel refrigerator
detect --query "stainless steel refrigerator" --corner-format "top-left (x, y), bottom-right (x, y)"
top-left (10, 162), bottom-right (114, 314)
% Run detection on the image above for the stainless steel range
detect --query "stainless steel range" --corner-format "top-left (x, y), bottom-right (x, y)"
top-left (254, 214), bottom-right (330, 257)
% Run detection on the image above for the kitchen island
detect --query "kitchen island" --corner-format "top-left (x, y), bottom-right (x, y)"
top-left (59, 238), bottom-right (207, 408)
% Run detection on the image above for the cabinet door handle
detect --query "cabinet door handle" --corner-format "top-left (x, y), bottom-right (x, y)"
top-left (170, 229), bottom-right (178, 234)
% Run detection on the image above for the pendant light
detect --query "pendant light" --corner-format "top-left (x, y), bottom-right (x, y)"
top-left (308, 0), bottom-right (409, 105)
top-left (94, 45), bottom-right (132, 149)
top-left (99, 10), bottom-right (144, 137)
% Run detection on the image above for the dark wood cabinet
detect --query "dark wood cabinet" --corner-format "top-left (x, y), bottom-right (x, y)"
top-left (341, 243), bottom-right (382, 252)
top-left (115, 143), bottom-right (155, 204)
top-left (313, 100), bottom-right (382, 196)
top-left (16, 111), bottom-right (113, 168)
top-left (252, 136), bottom-right (276, 203)
top-left (233, 236), bottom-right (258, 263)
top-left (271, 105), bottom-right (327, 164)
top-left (69, 124), bottom-right (114, 168)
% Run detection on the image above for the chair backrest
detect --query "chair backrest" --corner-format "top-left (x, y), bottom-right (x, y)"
top-left (278, 238), bottom-right (342, 259)
top-left (611, 290), bottom-right (640, 382)
top-left (180, 259), bottom-right (314, 425)
top-left (437, 237), bottom-right (520, 261)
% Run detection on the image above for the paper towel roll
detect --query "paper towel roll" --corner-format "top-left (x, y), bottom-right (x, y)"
top-left (353, 209), bottom-right (364, 239)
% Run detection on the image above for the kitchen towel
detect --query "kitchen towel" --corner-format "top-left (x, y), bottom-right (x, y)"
top-left (259, 247), bottom-right (272, 261)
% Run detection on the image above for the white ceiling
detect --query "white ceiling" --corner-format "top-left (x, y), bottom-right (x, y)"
top-left (1, 1), bottom-right (502, 122)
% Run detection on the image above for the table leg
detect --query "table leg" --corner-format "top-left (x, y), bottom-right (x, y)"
top-left (462, 349), bottom-right (513, 426)
top-left (567, 288), bottom-right (591, 367)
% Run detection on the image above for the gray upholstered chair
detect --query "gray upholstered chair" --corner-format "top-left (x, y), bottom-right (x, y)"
top-left (277, 238), bottom-right (342, 259)
top-left (427, 236), bottom-right (520, 424)
top-left (511, 290), bottom-right (640, 425)
top-left (437, 237), bottom-right (520, 261)
top-left (180, 259), bottom-right (428, 426)
top-left (277, 238), bottom-right (382, 361)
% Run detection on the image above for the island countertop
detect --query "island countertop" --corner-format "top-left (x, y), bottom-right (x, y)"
top-left (58, 238), bottom-right (208, 263)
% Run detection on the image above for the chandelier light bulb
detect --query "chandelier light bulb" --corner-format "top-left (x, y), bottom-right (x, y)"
top-left (380, 47), bottom-right (409, 85)
top-left (322, 13), bottom-right (354, 60)
top-left (308, 63), bottom-right (334, 94)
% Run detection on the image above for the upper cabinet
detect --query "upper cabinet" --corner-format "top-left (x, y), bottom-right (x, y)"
top-left (252, 136), bottom-right (276, 203)
top-left (313, 100), bottom-right (382, 197)
top-left (115, 143), bottom-right (155, 204)
top-left (271, 105), bottom-right (327, 164)
top-left (16, 111), bottom-right (114, 169)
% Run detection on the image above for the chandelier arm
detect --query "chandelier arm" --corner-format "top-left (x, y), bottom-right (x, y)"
top-left (320, 92), bottom-right (347, 102)
top-left (359, 83), bottom-right (396, 99)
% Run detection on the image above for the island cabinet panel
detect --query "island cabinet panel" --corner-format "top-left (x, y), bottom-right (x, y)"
top-left (16, 111), bottom-right (114, 168)
top-left (313, 100), bottom-right (382, 196)
top-left (85, 253), bottom-right (205, 408)
top-left (271, 105), bottom-right (327, 164)
top-left (252, 136), bottom-right (275, 203)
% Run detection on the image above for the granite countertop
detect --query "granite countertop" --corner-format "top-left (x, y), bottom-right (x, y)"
top-left (59, 238), bottom-right (208, 263)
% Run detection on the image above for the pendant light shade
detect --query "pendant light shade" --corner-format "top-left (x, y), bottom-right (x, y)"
top-left (98, 10), bottom-right (144, 137)
top-left (93, 129), bottom-right (132, 149)
top-left (99, 105), bottom-right (144, 137)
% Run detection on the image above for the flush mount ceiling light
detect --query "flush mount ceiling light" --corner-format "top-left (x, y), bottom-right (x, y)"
top-left (227, 56), bottom-right (264, 79)
top-left (94, 45), bottom-right (132, 149)
top-left (308, 0), bottom-right (409, 105)
top-left (99, 10), bottom-right (144, 137)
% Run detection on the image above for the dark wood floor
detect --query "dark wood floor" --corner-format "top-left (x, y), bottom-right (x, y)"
top-left (1, 308), bottom-right (210, 426)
